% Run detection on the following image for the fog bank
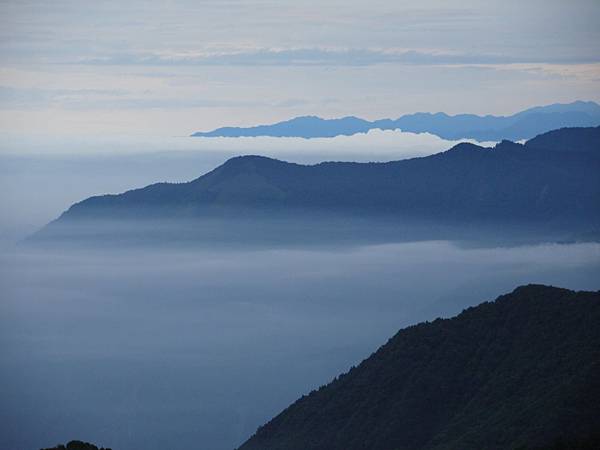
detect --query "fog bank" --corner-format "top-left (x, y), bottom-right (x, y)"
top-left (1, 241), bottom-right (599, 450)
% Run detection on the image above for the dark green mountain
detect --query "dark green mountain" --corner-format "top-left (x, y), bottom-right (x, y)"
top-left (191, 101), bottom-right (600, 141)
top-left (33, 126), bottom-right (600, 245)
top-left (239, 285), bottom-right (600, 450)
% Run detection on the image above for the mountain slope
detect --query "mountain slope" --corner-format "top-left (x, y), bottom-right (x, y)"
top-left (525, 126), bottom-right (600, 153)
top-left (191, 101), bottom-right (600, 141)
top-left (38, 127), bottom-right (600, 242)
top-left (238, 285), bottom-right (600, 450)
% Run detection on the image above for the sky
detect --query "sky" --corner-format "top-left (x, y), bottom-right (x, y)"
top-left (1, 0), bottom-right (600, 138)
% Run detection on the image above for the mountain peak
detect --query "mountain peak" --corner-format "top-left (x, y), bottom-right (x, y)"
top-left (286, 115), bottom-right (322, 121)
top-left (219, 154), bottom-right (289, 170)
top-left (208, 155), bottom-right (296, 180)
top-left (223, 154), bottom-right (279, 164)
top-left (443, 141), bottom-right (487, 155)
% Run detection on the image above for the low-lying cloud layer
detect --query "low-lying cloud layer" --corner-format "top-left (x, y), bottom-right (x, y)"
top-left (1, 241), bottom-right (599, 450)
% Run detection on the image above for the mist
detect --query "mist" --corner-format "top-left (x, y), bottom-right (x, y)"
top-left (1, 240), bottom-right (599, 450)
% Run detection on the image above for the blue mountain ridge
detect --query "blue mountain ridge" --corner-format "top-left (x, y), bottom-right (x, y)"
top-left (191, 101), bottom-right (600, 142)
top-left (31, 126), bottom-right (600, 246)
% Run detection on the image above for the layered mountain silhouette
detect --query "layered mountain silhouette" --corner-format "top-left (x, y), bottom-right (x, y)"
top-left (191, 101), bottom-right (600, 141)
top-left (238, 284), bottom-right (600, 450)
top-left (33, 126), bottom-right (600, 244)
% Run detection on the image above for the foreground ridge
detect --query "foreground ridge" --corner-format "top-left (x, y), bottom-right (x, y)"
top-left (239, 284), bottom-right (600, 450)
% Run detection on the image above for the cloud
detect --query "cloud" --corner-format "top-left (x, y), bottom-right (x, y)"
top-left (481, 63), bottom-right (600, 82)
top-left (0, 86), bottom-right (129, 108)
top-left (0, 85), bottom-right (317, 110)
top-left (166, 129), bottom-right (499, 164)
top-left (0, 128), bottom-right (496, 160)
top-left (71, 47), bottom-right (600, 67)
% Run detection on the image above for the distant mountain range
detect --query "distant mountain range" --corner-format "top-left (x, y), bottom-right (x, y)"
top-left (238, 284), bottom-right (600, 450)
top-left (33, 126), bottom-right (600, 245)
top-left (191, 101), bottom-right (600, 142)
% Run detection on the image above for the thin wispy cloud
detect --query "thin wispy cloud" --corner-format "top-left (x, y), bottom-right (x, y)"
top-left (0, 86), bottom-right (279, 110)
top-left (27, 48), bottom-right (600, 67)
top-left (0, 86), bottom-right (127, 108)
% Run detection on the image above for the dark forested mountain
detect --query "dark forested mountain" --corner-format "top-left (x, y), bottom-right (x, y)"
top-left (525, 125), bottom-right (600, 153)
top-left (41, 441), bottom-right (112, 450)
top-left (33, 126), bottom-right (600, 244)
top-left (191, 101), bottom-right (600, 141)
top-left (238, 285), bottom-right (600, 450)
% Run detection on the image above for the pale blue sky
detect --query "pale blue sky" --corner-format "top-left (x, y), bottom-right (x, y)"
top-left (1, 0), bottom-right (599, 136)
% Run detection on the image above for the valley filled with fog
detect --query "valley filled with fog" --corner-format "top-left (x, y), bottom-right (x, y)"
top-left (1, 133), bottom-right (599, 450)
top-left (1, 241), bottom-right (599, 450)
